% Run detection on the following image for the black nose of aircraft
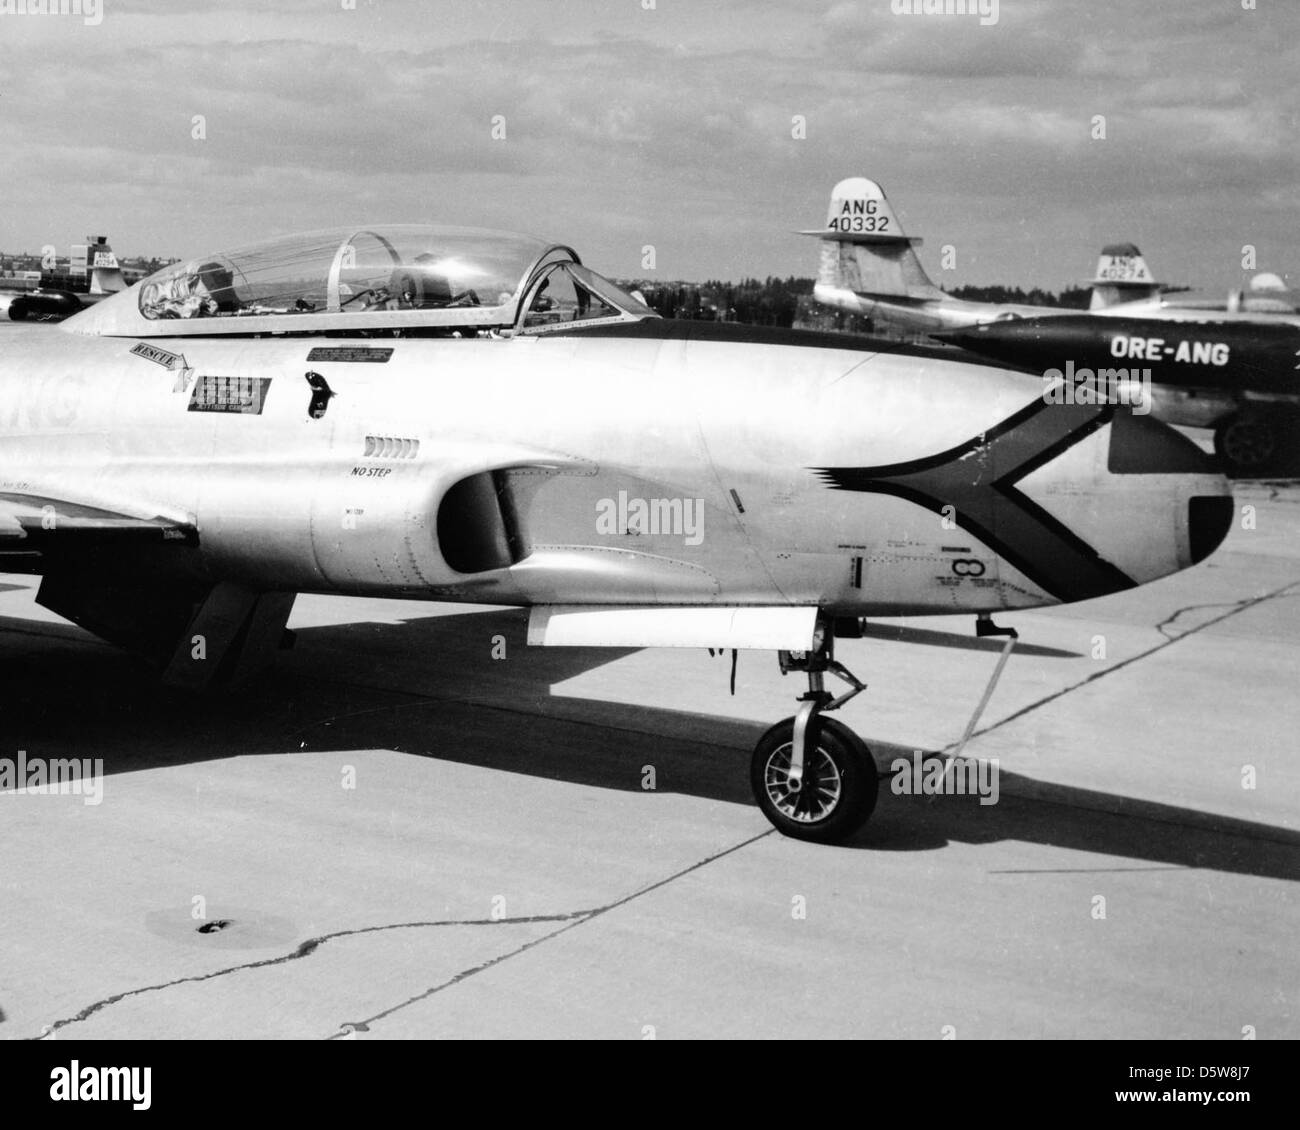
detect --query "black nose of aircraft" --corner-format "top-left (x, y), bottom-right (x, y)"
top-left (934, 317), bottom-right (1070, 367)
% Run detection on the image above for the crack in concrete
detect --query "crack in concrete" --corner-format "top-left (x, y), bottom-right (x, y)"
top-left (15, 568), bottom-right (1297, 1040)
top-left (322, 828), bottom-right (773, 1039)
top-left (30, 830), bottom-right (773, 1041)
top-left (940, 577), bottom-right (1300, 757)
top-left (1153, 589), bottom-right (1300, 640)
top-left (28, 909), bottom-right (593, 1041)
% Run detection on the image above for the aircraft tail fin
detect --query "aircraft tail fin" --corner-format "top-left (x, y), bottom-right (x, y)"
top-left (801, 177), bottom-right (946, 302)
top-left (77, 237), bottom-right (126, 296)
top-left (1088, 243), bottom-right (1161, 309)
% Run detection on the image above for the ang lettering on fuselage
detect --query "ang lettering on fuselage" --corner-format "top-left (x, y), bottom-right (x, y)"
top-left (1110, 335), bottom-right (1230, 366)
top-left (0, 374), bottom-right (84, 430)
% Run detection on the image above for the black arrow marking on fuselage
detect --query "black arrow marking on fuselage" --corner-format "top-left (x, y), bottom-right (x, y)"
top-left (812, 398), bottom-right (1137, 603)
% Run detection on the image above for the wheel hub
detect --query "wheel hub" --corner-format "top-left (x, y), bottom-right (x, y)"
top-left (765, 743), bottom-right (842, 823)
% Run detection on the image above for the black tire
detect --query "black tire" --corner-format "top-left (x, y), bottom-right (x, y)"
top-left (8, 299), bottom-right (27, 322)
top-left (750, 715), bottom-right (878, 843)
top-left (1214, 413), bottom-right (1276, 474)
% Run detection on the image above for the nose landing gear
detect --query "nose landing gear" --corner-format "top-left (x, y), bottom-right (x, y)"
top-left (750, 631), bottom-right (877, 843)
top-left (749, 614), bottom-right (1019, 843)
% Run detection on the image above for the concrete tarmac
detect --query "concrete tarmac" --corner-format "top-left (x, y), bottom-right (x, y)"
top-left (0, 318), bottom-right (1295, 1038)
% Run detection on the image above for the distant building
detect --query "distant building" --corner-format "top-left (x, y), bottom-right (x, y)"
top-left (0, 237), bottom-right (174, 293)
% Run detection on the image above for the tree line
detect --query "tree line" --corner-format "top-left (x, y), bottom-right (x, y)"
top-left (623, 277), bottom-right (1095, 330)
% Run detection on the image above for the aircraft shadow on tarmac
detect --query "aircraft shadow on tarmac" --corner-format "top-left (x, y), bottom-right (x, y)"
top-left (1, 608), bottom-right (1295, 882)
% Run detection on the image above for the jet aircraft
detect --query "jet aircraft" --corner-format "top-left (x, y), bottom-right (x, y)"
top-left (938, 312), bottom-right (1300, 473)
top-left (0, 287), bottom-right (85, 322)
top-left (806, 176), bottom-right (1294, 329)
top-left (803, 177), bottom-right (1164, 335)
top-left (0, 224), bottom-right (1234, 842)
top-left (809, 178), bottom-right (1300, 475)
top-left (1107, 271), bottom-right (1298, 318)
top-left (1, 236), bottom-right (128, 322)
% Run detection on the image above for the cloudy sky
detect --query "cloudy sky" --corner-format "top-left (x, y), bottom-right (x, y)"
top-left (1, 0), bottom-right (1296, 291)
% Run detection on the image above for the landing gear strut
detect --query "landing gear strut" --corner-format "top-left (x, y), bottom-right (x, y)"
top-left (750, 627), bottom-right (877, 843)
top-left (750, 614), bottom-right (1019, 842)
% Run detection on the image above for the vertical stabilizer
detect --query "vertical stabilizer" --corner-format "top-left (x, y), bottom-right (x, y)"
top-left (85, 236), bottom-right (125, 295)
top-left (1088, 243), bottom-right (1161, 309)
top-left (802, 177), bottom-right (945, 301)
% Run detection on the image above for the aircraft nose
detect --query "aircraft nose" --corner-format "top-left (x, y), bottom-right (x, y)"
top-left (1004, 406), bottom-right (1233, 601)
top-left (1102, 409), bottom-right (1234, 575)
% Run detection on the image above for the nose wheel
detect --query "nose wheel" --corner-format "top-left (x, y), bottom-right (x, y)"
top-left (748, 615), bottom-right (1018, 843)
top-left (751, 715), bottom-right (877, 842)
top-left (749, 633), bottom-right (877, 843)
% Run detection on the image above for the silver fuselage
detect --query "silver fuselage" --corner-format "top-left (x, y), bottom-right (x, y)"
top-left (0, 322), bottom-right (1227, 618)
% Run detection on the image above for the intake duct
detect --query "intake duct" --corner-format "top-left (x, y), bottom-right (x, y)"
top-left (436, 470), bottom-right (528, 574)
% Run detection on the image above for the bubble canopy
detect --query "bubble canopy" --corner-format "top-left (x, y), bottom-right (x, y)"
top-left (65, 224), bottom-right (656, 337)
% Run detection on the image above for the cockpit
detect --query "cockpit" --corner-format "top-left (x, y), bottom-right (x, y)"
top-left (64, 224), bottom-right (657, 338)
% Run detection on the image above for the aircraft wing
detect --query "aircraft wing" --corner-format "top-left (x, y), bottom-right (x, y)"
top-left (527, 605), bottom-right (820, 651)
top-left (0, 491), bottom-right (196, 562)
